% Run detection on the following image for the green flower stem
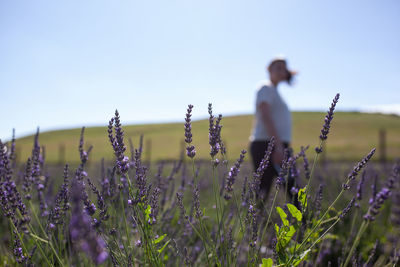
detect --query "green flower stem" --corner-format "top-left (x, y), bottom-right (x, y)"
top-left (119, 192), bottom-right (132, 250)
top-left (304, 140), bottom-right (323, 214)
top-left (188, 155), bottom-right (214, 266)
top-left (258, 189), bottom-right (279, 255)
top-left (307, 217), bottom-right (340, 251)
top-left (28, 201), bottom-right (48, 239)
top-left (342, 220), bottom-right (369, 267)
top-left (197, 219), bottom-right (213, 266)
top-left (232, 191), bottom-right (245, 234)
top-left (186, 217), bottom-right (216, 266)
top-left (25, 223), bottom-right (56, 267)
top-left (211, 163), bottom-right (222, 251)
top-left (107, 233), bottom-right (126, 266)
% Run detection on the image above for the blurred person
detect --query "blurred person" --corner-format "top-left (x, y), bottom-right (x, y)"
top-left (249, 56), bottom-right (298, 203)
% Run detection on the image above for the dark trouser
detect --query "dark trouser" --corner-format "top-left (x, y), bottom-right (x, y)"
top-left (249, 140), bottom-right (298, 204)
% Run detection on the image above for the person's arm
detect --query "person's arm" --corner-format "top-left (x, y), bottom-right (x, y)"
top-left (258, 101), bottom-right (284, 164)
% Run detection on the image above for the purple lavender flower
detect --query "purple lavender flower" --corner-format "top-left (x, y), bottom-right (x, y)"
top-left (355, 171), bottom-right (367, 208)
top-left (391, 164), bottom-right (400, 226)
top-left (275, 150), bottom-right (292, 190)
top-left (299, 146), bottom-right (310, 180)
top-left (12, 230), bottom-right (25, 264)
top-left (31, 128), bottom-right (41, 179)
top-left (47, 164), bottom-right (70, 230)
top-left (22, 158), bottom-right (33, 200)
top-left (315, 93), bottom-right (340, 153)
top-left (369, 174), bottom-right (378, 205)
top-left (193, 184), bottom-right (202, 219)
top-left (176, 192), bottom-right (187, 219)
top-left (134, 163), bottom-right (148, 204)
top-left (364, 166), bottom-right (397, 221)
top-left (241, 176), bottom-right (249, 207)
top-left (224, 150), bottom-right (246, 200)
top-left (70, 179), bottom-right (108, 264)
top-left (208, 103), bottom-right (223, 158)
top-left (342, 148), bottom-right (375, 190)
top-left (0, 140), bottom-right (30, 229)
top-left (9, 129), bottom-right (16, 168)
top-left (108, 110), bottom-right (130, 180)
top-left (148, 187), bottom-right (161, 224)
top-left (290, 187), bottom-right (299, 195)
top-left (356, 171), bottom-right (366, 201)
top-left (252, 137), bottom-right (274, 193)
top-left (247, 201), bottom-right (258, 248)
top-left (184, 104), bottom-right (196, 158)
top-left (88, 178), bottom-right (107, 224)
top-left (340, 198), bottom-right (355, 219)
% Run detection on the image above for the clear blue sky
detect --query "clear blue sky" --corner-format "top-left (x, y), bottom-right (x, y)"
top-left (1, 0), bottom-right (399, 140)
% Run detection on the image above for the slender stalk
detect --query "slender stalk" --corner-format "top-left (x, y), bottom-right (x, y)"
top-left (119, 193), bottom-right (131, 250)
top-left (258, 190), bottom-right (278, 255)
top-left (342, 220), bottom-right (369, 267)
top-left (308, 218), bottom-right (340, 251)
top-left (28, 201), bottom-right (47, 238)
top-left (232, 191), bottom-right (245, 233)
top-left (24, 223), bottom-right (54, 267)
top-left (211, 162), bottom-right (222, 254)
top-left (304, 141), bottom-right (322, 212)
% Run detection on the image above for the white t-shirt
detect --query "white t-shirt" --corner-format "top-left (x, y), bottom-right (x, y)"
top-left (250, 81), bottom-right (292, 142)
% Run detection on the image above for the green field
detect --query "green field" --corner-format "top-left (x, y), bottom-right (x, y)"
top-left (11, 112), bottom-right (400, 164)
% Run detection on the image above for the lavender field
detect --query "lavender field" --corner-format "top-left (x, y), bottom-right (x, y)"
top-left (0, 96), bottom-right (399, 266)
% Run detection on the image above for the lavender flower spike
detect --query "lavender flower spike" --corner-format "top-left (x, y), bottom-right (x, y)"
top-left (340, 198), bottom-right (355, 219)
top-left (224, 150), bottom-right (247, 200)
top-left (108, 110), bottom-right (130, 179)
top-left (208, 103), bottom-right (222, 158)
top-left (355, 171), bottom-right (366, 207)
top-left (342, 148), bottom-right (375, 190)
top-left (315, 93), bottom-right (340, 153)
top-left (364, 163), bottom-right (399, 221)
top-left (252, 137), bottom-right (274, 193)
top-left (184, 104), bottom-right (196, 158)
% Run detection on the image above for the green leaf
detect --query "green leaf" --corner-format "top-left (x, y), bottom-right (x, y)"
top-left (276, 206), bottom-right (289, 226)
top-left (280, 225), bottom-right (296, 248)
top-left (287, 203), bottom-right (302, 222)
top-left (145, 204), bottom-right (152, 221)
top-left (154, 234), bottom-right (166, 244)
top-left (298, 187), bottom-right (307, 210)
top-left (261, 258), bottom-right (273, 267)
top-left (157, 239), bottom-right (171, 254)
top-left (274, 224), bottom-right (280, 235)
top-left (30, 233), bottom-right (49, 243)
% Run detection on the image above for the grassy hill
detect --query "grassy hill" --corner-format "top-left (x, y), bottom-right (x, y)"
top-left (10, 112), bottom-right (400, 164)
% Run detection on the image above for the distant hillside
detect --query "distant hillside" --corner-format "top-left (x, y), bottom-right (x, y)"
top-left (11, 112), bottom-right (400, 164)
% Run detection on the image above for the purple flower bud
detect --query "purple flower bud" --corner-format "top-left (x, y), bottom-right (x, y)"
top-left (290, 187), bottom-right (299, 195)
top-left (319, 94), bottom-right (340, 141)
top-left (224, 150), bottom-right (246, 200)
top-left (340, 198), bottom-right (355, 219)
